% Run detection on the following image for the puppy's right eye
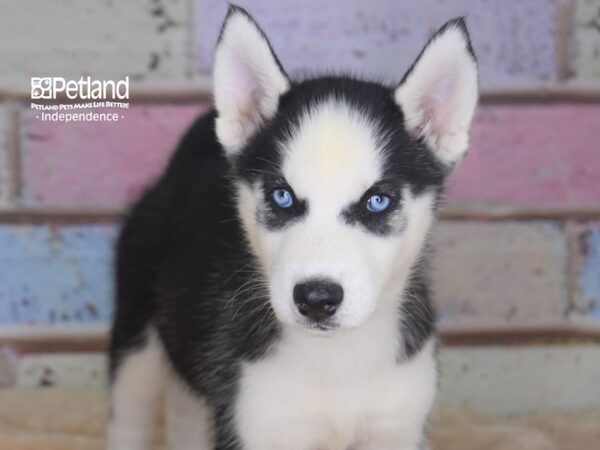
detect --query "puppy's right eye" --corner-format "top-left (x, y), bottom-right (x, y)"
top-left (272, 188), bottom-right (294, 208)
top-left (366, 194), bottom-right (391, 213)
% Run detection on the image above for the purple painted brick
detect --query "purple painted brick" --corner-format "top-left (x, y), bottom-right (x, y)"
top-left (571, 223), bottom-right (600, 320)
top-left (446, 104), bottom-right (600, 207)
top-left (0, 224), bottom-right (117, 325)
top-left (432, 221), bottom-right (568, 325)
top-left (20, 104), bottom-right (209, 209)
top-left (196, 0), bottom-right (557, 85)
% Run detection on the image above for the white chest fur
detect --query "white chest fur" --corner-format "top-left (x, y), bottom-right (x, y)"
top-left (234, 315), bottom-right (437, 450)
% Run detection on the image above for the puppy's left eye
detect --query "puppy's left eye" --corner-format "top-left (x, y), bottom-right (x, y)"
top-left (272, 188), bottom-right (294, 208)
top-left (366, 194), bottom-right (391, 213)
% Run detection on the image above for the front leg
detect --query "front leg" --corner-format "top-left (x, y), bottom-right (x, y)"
top-left (354, 411), bottom-right (430, 450)
top-left (107, 332), bottom-right (166, 450)
top-left (358, 443), bottom-right (427, 450)
top-left (166, 374), bottom-right (214, 450)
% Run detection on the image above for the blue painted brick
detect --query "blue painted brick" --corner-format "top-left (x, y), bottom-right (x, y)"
top-left (0, 225), bottom-right (117, 325)
top-left (573, 224), bottom-right (600, 320)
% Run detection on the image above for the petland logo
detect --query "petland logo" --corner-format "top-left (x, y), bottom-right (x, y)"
top-left (31, 76), bottom-right (129, 100)
top-left (30, 76), bottom-right (130, 122)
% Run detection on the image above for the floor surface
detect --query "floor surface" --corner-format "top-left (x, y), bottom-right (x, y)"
top-left (0, 388), bottom-right (598, 450)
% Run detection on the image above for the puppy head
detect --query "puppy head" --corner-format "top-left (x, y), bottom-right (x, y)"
top-left (214, 6), bottom-right (478, 333)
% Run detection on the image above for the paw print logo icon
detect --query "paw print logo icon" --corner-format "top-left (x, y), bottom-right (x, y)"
top-left (31, 78), bottom-right (53, 99)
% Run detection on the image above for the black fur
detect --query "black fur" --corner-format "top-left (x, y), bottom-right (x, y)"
top-left (341, 178), bottom-right (404, 236)
top-left (110, 83), bottom-right (443, 447)
top-left (109, 7), bottom-right (471, 449)
top-left (258, 181), bottom-right (308, 230)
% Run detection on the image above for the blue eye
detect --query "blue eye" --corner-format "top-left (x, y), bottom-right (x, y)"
top-left (272, 188), bottom-right (294, 208)
top-left (366, 194), bottom-right (391, 213)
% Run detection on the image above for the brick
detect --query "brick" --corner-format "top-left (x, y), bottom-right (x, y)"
top-left (571, 223), bottom-right (600, 320)
top-left (439, 345), bottom-right (600, 414)
top-left (17, 353), bottom-right (106, 389)
top-left (9, 345), bottom-right (600, 414)
top-left (0, 224), bottom-right (117, 325)
top-left (572, 0), bottom-right (600, 79)
top-left (0, 347), bottom-right (18, 388)
top-left (446, 104), bottom-right (600, 208)
top-left (20, 104), bottom-right (208, 209)
top-left (432, 221), bottom-right (567, 325)
top-left (0, 105), bottom-right (10, 207)
top-left (196, 0), bottom-right (557, 85)
top-left (0, 0), bottom-right (189, 92)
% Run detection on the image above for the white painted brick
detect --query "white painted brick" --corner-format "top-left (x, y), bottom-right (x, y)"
top-left (0, 106), bottom-right (10, 207)
top-left (17, 353), bottom-right (106, 389)
top-left (0, 0), bottom-right (189, 92)
top-left (13, 346), bottom-right (600, 415)
top-left (572, 0), bottom-right (600, 79)
top-left (0, 347), bottom-right (18, 387)
top-left (439, 346), bottom-right (600, 414)
top-left (432, 221), bottom-right (568, 325)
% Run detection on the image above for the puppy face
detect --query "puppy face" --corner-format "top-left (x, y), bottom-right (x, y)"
top-left (214, 6), bottom-right (478, 333)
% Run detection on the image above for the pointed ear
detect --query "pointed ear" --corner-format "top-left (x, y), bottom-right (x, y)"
top-left (213, 6), bottom-right (290, 156)
top-left (395, 18), bottom-right (478, 167)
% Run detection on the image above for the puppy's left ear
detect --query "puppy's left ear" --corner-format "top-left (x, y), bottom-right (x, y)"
top-left (395, 18), bottom-right (478, 167)
top-left (213, 6), bottom-right (290, 156)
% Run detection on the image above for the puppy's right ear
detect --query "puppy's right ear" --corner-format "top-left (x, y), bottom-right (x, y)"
top-left (213, 5), bottom-right (290, 156)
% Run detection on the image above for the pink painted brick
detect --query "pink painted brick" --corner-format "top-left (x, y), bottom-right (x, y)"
top-left (432, 221), bottom-right (568, 325)
top-left (196, 0), bottom-right (557, 85)
top-left (20, 104), bottom-right (209, 208)
top-left (446, 104), bottom-right (600, 207)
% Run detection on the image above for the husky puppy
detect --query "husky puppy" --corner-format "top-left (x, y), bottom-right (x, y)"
top-left (107, 5), bottom-right (478, 450)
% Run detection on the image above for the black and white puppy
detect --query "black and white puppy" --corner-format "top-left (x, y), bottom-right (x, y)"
top-left (107, 6), bottom-right (478, 450)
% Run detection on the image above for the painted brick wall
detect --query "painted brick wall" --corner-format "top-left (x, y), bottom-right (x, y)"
top-left (0, 0), bottom-right (599, 336)
top-left (0, 0), bottom-right (191, 92)
top-left (20, 104), bottom-right (208, 209)
top-left (446, 104), bottom-right (600, 208)
top-left (0, 225), bottom-right (117, 325)
top-left (197, 0), bottom-right (558, 85)
top-left (572, 223), bottom-right (600, 320)
top-left (572, 0), bottom-right (600, 78)
top-left (433, 221), bottom-right (568, 326)
top-left (0, 106), bottom-right (10, 207)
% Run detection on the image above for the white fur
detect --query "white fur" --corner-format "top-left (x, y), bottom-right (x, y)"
top-left (238, 101), bottom-right (437, 332)
top-left (395, 22), bottom-right (478, 166)
top-left (110, 13), bottom-right (473, 450)
top-left (108, 330), bottom-right (214, 450)
top-left (213, 9), bottom-right (290, 154)
top-left (166, 374), bottom-right (214, 450)
top-left (234, 99), bottom-right (439, 449)
top-left (236, 334), bottom-right (437, 450)
top-left (107, 330), bottom-right (166, 450)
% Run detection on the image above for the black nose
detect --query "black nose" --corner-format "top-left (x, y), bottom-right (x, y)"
top-left (293, 279), bottom-right (344, 322)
